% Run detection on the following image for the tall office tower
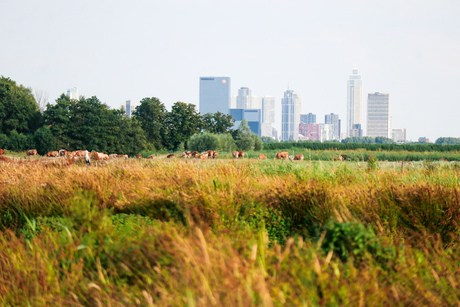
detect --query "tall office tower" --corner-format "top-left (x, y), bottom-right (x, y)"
top-left (261, 96), bottom-right (275, 137)
top-left (325, 113), bottom-right (340, 140)
top-left (249, 95), bottom-right (261, 109)
top-left (300, 113), bottom-right (316, 124)
top-left (199, 77), bottom-right (231, 115)
top-left (66, 87), bottom-right (79, 100)
top-left (347, 68), bottom-right (363, 137)
top-left (236, 87), bottom-right (251, 109)
top-left (281, 89), bottom-right (301, 141)
top-left (122, 100), bottom-right (138, 118)
top-left (392, 128), bottom-right (406, 144)
top-left (367, 92), bottom-right (391, 138)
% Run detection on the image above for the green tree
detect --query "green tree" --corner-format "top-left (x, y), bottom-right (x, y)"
top-left (132, 97), bottom-right (167, 150)
top-left (217, 133), bottom-right (236, 152)
top-left (33, 126), bottom-right (57, 155)
top-left (188, 132), bottom-right (220, 152)
top-left (0, 76), bottom-right (41, 135)
top-left (202, 112), bottom-right (235, 134)
top-left (375, 136), bottom-right (395, 144)
top-left (234, 119), bottom-right (255, 151)
top-left (165, 102), bottom-right (202, 150)
top-left (44, 94), bottom-right (75, 149)
top-left (435, 137), bottom-right (460, 145)
top-left (341, 136), bottom-right (375, 144)
top-left (6, 130), bottom-right (28, 152)
top-left (252, 133), bottom-right (264, 151)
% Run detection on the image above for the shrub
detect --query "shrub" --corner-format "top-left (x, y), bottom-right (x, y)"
top-left (187, 132), bottom-right (219, 152)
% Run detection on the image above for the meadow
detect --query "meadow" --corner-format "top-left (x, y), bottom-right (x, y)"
top-left (0, 152), bottom-right (460, 306)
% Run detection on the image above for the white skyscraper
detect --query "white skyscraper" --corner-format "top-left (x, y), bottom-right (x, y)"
top-left (66, 87), bottom-right (79, 100)
top-left (261, 96), bottom-right (275, 137)
top-left (347, 68), bottom-right (363, 137)
top-left (281, 89), bottom-right (301, 141)
top-left (367, 92), bottom-right (391, 138)
top-left (236, 87), bottom-right (251, 109)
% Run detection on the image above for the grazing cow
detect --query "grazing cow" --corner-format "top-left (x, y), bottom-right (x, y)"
top-left (72, 150), bottom-right (86, 157)
top-left (109, 154), bottom-right (118, 159)
top-left (27, 149), bottom-right (38, 156)
top-left (333, 155), bottom-right (343, 161)
top-left (93, 152), bottom-right (109, 160)
top-left (274, 152), bottom-right (289, 160)
top-left (180, 152), bottom-right (190, 158)
top-left (200, 153), bottom-right (208, 159)
top-left (58, 149), bottom-right (68, 157)
top-left (166, 153), bottom-right (175, 158)
top-left (46, 151), bottom-right (59, 157)
top-left (293, 154), bottom-right (304, 161)
top-left (206, 150), bottom-right (215, 158)
top-left (259, 153), bottom-right (267, 160)
top-left (116, 154), bottom-right (128, 158)
top-left (0, 149), bottom-right (4, 155)
top-left (148, 154), bottom-right (156, 159)
top-left (238, 151), bottom-right (245, 158)
top-left (191, 151), bottom-right (200, 158)
top-left (340, 154), bottom-right (348, 161)
top-left (212, 151), bottom-right (218, 159)
top-left (232, 151), bottom-right (239, 159)
top-left (136, 154), bottom-right (142, 159)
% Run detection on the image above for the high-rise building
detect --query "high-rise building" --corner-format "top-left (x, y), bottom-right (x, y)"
top-left (392, 128), bottom-right (406, 144)
top-left (236, 87), bottom-right (251, 109)
top-left (325, 113), bottom-right (341, 140)
top-left (66, 87), bottom-right (79, 100)
top-left (261, 96), bottom-right (275, 138)
top-left (347, 68), bottom-right (363, 137)
top-left (300, 113), bottom-right (316, 124)
top-left (281, 89), bottom-right (301, 141)
top-left (122, 100), bottom-right (137, 118)
top-left (367, 92), bottom-right (391, 138)
top-left (199, 77), bottom-right (231, 115)
top-left (229, 109), bottom-right (262, 136)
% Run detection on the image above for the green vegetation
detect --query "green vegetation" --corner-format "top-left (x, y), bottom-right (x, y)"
top-left (0, 157), bottom-right (460, 305)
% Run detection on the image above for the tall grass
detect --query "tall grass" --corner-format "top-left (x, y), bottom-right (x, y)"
top-left (0, 158), bottom-right (460, 305)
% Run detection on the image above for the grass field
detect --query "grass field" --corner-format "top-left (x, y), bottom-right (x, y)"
top-left (1, 153), bottom-right (460, 306)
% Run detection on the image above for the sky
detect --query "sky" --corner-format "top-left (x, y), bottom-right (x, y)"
top-left (1, 0), bottom-right (459, 142)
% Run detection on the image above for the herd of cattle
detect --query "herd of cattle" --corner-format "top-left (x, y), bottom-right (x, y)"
top-left (0, 148), bottom-right (347, 162)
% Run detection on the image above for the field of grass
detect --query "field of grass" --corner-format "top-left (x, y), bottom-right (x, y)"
top-left (1, 154), bottom-right (460, 305)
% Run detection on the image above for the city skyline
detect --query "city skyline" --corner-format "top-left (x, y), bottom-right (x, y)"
top-left (1, 1), bottom-right (459, 142)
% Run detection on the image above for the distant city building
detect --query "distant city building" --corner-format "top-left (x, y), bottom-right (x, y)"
top-left (199, 77), bottom-right (231, 115)
top-left (299, 123), bottom-right (321, 141)
top-left (229, 109), bottom-right (262, 136)
top-left (347, 68), bottom-right (363, 137)
top-left (325, 113), bottom-right (341, 140)
top-left (66, 87), bottom-right (79, 100)
top-left (236, 87), bottom-right (251, 109)
top-left (392, 128), bottom-right (407, 144)
top-left (122, 100), bottom-right (138, 118)
top-left (281, 89), bottom-right (301, 141)
top-left (367, 92), bottom-right (391, 138)
top-left (320, 124), bottom-right (333, 142)
top-left (418, 137), bottom-right (430, 143)
top-left (349, 124), bottom-right (364, 137)
top-left (300, 113), bottom-right (316, 124)
top-left (261, 96), bottom-right (275, 138)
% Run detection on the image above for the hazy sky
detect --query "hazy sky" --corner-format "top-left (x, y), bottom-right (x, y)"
top-left (1, 0), bottom-right (459, 141)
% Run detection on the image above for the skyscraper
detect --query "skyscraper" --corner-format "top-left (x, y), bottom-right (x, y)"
top-left (236, 87), bottom-right (251, 109)
top-left (325, 113), bottom-right (341, 140)
top-left (300, 113), bottom-right (316, 124)
top-left (261, 96), bottom-right (275, 137)
top-left (347, 68), bottom-right (363, 137)
top-left (122, 100), bottom-right (137, 118)
top-left (199, 77), bottom-right (231, 115)
top-left (66, 87), bottom-right (79, 100)
top-left (367, 92), bottom-right (391, 138)
top-left (281, 89), bottom-right (301, 141)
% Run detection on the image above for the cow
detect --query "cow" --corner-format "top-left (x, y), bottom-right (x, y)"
top-left (333, 155), bottom-right (343, 161)
top-left (58, 149), bottom-right (68, 157)
top-left (180, 151), bottom-right (191, 158)
top-left (275, 152), bottom-right (289, 160)
top-left (259, 153), bottom-right (267, 160)
top-left (109, 154), bottom-right (118, 159)
top-left (148, 154), bottom-right (156, 159)
top-left (166, 153), bottom-right (175, 158)
top-left (288, 155), bottom-right (294, 161)
top-left (191, 151), bottom-right (200, 158)
top-left (200, 153), bottom-right (208, 159)
top-left (93, 152), bottom-right (109, 160)
top-left (116, 154), bottom-right (128, 158)
top-left (27, 149), bottom-right (38, 156)
top-left (46, 151), bottom-right (59, 157)
top-left (293, 154), bottom-right (304, 161)
top-left (341, 154), bottom-right (348, 161)
top-left (238, 151), bottom-right (245, 158)
top-left (0, 149), bottom-right (4, 155)
top-left (212, 151), bottom-right (218, 159)
top-left (72, 150), bottom-right (87, 157)
top-left (136, 154), bottom-right (142, 159)
top-left (232, 151), bottom-right (239, 159)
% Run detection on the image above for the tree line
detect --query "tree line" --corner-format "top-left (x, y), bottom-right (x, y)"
top-left (0, 76), bottom-right (262, 156)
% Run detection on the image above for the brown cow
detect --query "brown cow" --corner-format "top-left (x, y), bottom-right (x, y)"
top-left (58, 149), bottom-right (68, 157)
top-left (191, 151), bottom-right (200, 158)
top-left (232, 151), bottom-right (239, 159)
top-left (93, 152), bottom-right (109, 160)
top-left (166, 153), bottom-right (175, 158)
top-left (0, 149), bottom-right (4, 155)
top-left (200, 153), bottom-right (208, 159)
top-left (46, 151), bottom-right (59, 157)
top-left (117, 154), bottom-right (128, 158)
top-left (180, 151), bottom-right (191, 158)
top-left (238, 151), bottom-right (245, 158)
top-left (136, 154), bottom-right (142, 159)
top-left (148, 154), bottom-right (156, 159)
top-left (340, 154), bottom-right (348, 161)
top-left (72, 150), bottom-right (86, 157)
top-left (27, 149), bottom-right (38, 156)
top-left (275, 152), bottom-right (289, 160)
top-left (212, 151), bottom-right (218, 159)
top-left (259, 153), bottom-right (267, 160)
top-left (333, 155), bottom-right (343, 161)
top-left (293, 154), bottom-right (304, 161)
top-left (109, 154), bottom-right (118, 159)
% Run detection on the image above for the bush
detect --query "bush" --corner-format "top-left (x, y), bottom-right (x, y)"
top-left (187, 132), bottom-right (219, 152)
top-left (217, 133), bottom-right (236, 152)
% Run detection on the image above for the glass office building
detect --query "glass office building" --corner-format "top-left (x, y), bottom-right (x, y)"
top-left (199, 77), bottom-right (231, 115)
